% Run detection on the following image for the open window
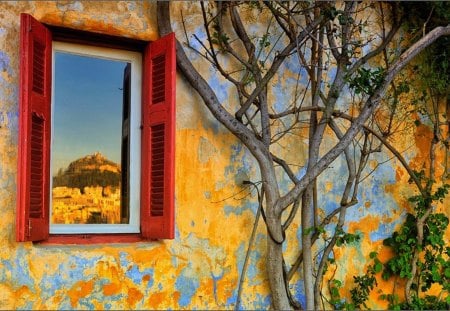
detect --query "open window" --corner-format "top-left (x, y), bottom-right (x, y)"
top-left (16, 13), bottom-right (176, 243)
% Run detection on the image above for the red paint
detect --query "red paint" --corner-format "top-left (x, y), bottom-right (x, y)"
top-left (17, 13), bottom-right (176, 243)
top-left (17, 13), bottom-right (52, 242)
top-left (41, 234), bottom-right (146, 244)
top-left (141, 32), bottom-right (176, 239)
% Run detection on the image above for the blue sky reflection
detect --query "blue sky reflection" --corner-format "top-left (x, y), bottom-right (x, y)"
top-left (52, 52), bottom-right (127, 173)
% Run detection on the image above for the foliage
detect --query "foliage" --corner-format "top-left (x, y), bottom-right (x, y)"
top-left (53, 154), bottom-right (121, 191)
top-left (159, 1), bottom-right (450, 309)
top-left (53, 169), bottom-right (121, 191)
top-left (350, 183), bottom-right (450, 310)
top-left (335, 229), bottom-right (361, 247)
top-left (347, 67), bottom-right (386, 96)
top-left (381, 197), bottom-right (450, 309)
top-left (328, 252), bottom-right (381, 310)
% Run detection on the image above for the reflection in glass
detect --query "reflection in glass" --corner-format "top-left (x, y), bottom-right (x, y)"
top-left (51, 52), bottom-right (130, 225)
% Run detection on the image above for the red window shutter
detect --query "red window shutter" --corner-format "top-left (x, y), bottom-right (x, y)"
top-left (141, 33), bottom-right (176, 239)
top-left (16, 14), bottom-right (51, 242)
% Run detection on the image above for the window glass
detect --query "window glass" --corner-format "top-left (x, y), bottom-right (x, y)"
top-left (50, 42), bottom-right (142, 234)
top-left (51, 52), bottom-right (127, 225)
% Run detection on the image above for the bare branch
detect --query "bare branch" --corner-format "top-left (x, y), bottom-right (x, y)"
top-left (276, 23), bottom-right (450, 213)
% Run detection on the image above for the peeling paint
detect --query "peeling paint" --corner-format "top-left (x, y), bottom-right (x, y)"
top-left (0, 1), bottom-right (448, 310)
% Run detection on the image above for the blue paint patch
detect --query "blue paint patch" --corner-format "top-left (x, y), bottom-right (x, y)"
top-left (369, 220), bottom-right (400, 241)
top-left (245, 234), bottom-right (264, 286)
top-left (272, 80), bottom-right (288, 113)
top-left (295, 166), bottom-right (307, 180)
top-left (175, 266), bottom-right (200, 307)
top-left (57, 297), bottom-right (73, 310)
top-left (20, 301), bottom-right (34, 310)
top-left (37, 253), bottom-right (105, 302)
top-left (324, 200), bottom-right (338, 215)
top-left (171, 252), bottom-right (178, 268)
top-left (7, 110), bottom-right (18, 129)
top-left (68, 255), bottom-right (102, 279)
top-left (119, 251), bottom-right (131, 268)
top-left (3, 247), bottom-right (35, 291)
top-left (175, 225), bottom-right (181, 240)
top-left (56, 1), bottom-right (83, 11)
top-left (223, 203), bottom-right (255, 216)
top-left (208, 70), bottom-right (229, 107)
top-left (187, 27), bottom-right (207, 61)
top-left (235, 242), bottom-right (245, 281)
top-left (39, 264), bottom-right (66, 298)
top-left (246, 259), bottom-right (258, 285)
top-left (226, 291), bottom-right (237, 307)
top-left (78, 299), bottom-right (95, 310)
top-left (253, 293), bottom-right (271, 309)
top-left (126, 265), bottom-right (154, 288)
top-left (0, 51), bottom-right (10, 73)
top-left (327, 66), bottom-right (337, 82)
top-left (293, 279), bottom-right (306, 309)
top-left (211, 270), bottom-right (224, 304)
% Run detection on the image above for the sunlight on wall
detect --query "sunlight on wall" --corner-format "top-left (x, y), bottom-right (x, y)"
top-left (0, 1), bottom-right (448, 309)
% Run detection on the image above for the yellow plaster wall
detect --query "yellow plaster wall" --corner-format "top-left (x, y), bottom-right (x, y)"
top-left (0, 1), bottom-right (270, 309)
top-left (0, 1), bottom-right (448, 310)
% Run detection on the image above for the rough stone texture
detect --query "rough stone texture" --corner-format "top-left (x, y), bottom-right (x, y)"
top-left (0, 1), bottom-right (448, 309)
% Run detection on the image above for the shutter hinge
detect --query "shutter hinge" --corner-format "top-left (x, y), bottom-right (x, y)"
top-left (27, 219), bottom-right (32, 237)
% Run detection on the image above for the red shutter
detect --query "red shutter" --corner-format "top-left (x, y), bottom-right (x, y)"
top-left (141, 33), bottom-right (176, 239)
top-left (16, 14), bottom-right (51, 242)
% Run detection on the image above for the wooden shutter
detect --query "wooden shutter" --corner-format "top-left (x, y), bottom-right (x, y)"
top-left (141, 33), bottom-right (176, 239)
top-left (16, 14), bottom-right (51, 242)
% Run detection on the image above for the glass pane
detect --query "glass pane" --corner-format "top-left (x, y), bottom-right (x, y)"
top-left (51, 52), bottom-right (130, 225)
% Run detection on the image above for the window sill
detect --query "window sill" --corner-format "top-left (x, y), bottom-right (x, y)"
top-left (38, 233), bottom-right (151, 244)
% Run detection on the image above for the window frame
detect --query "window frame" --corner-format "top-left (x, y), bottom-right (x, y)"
top-left (50, 41), bottom-right (142, 235)
top-left (16, 13), bottom-right (176, 244)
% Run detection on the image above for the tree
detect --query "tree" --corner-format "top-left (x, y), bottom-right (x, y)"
top-left (157, 2), bottom-right (450, 309)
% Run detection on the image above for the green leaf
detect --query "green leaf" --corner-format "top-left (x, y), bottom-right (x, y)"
top-left (374, 262), bottom-right (383, 273)
top-left (444, 267), bottom-right (450, 278)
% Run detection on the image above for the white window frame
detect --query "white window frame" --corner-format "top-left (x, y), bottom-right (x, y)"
top-left (50, 42), bottom-right (142, 234)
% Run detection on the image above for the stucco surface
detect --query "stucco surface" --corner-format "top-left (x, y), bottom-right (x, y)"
top-left (0, 1), bottom-right (448, 310)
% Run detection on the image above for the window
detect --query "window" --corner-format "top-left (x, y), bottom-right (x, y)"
top-left (50, 42), bottom-right (142, 234)
top-left (16, 13), bottom-right (176, 243)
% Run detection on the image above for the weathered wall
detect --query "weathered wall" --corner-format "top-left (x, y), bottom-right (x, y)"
top-left (0, 1), bottom-right (448, 310)
top-left (0, 1), bottom-right (264, 309)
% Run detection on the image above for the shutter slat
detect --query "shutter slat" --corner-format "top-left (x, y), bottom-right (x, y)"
top-left (141, 32), bottom-right (175, 239)
top-left (17, 14), bottom-right (51, 242)
top-left (150, 124), bottom-right (165, 217)
top-left (151, 54), bottom-right (166, 104)
top-left (29, 113), bottom-right (44, 219)
top-left (32, 40), bottom-right (45, 94)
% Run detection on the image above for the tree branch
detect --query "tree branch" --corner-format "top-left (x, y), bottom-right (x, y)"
top-left (276, 24), bottom-right (450, 213)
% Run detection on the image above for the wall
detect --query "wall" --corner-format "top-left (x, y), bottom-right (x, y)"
top-left (0, 1), bottom-right (448, 310)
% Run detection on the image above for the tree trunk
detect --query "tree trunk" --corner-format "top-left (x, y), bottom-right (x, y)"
top-left (302, 185), bottom-right (315, 310)
top-left (266, 217), bottom-right (291, 310)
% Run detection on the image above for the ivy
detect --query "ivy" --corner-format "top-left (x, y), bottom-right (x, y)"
top-left (337, 178), bottom-right (449, 310)
top-left (347, 67), bottom-right (385, 96)
top-left (335, 230), bottom-right (361, 247)
top-left (380, 182), bottom-right (450, 309)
